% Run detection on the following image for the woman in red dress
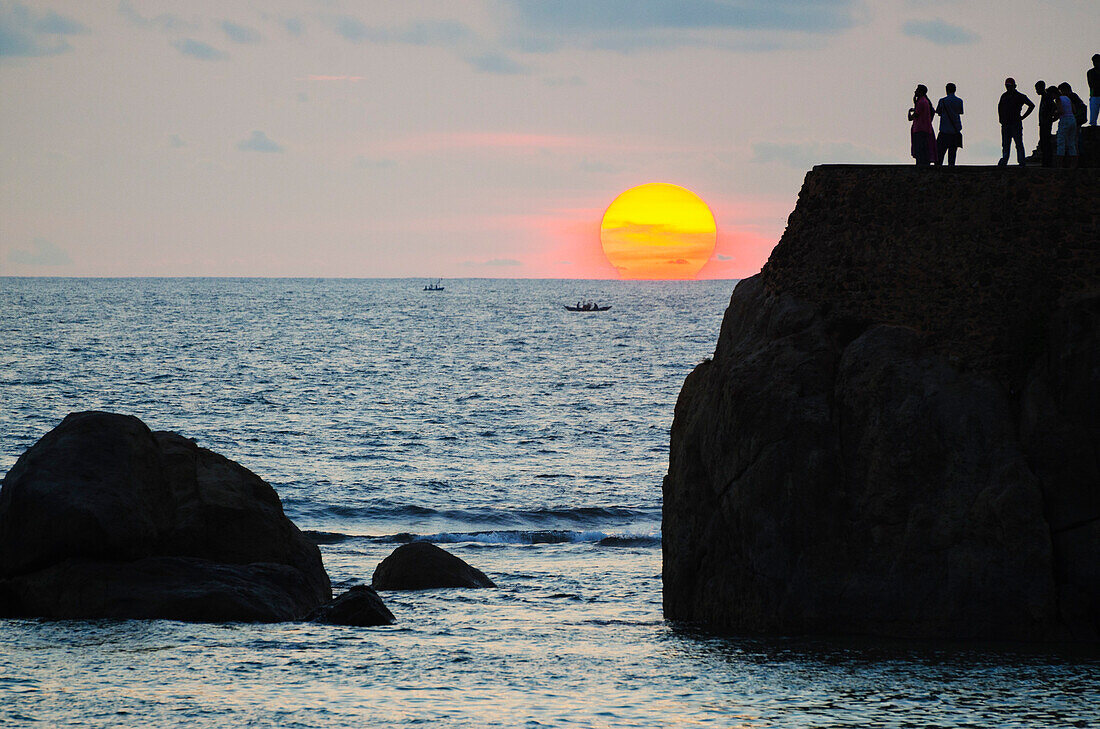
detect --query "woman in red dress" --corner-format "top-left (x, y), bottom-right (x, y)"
top-left (908, 84), bottom-right (937, 166)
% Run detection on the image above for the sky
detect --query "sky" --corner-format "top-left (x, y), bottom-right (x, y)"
top-left (0, 1), bottom-right (1095, 279)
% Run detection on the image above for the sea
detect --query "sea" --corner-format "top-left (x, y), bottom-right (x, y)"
top-left (1, 277), bottom-right (1097, 728)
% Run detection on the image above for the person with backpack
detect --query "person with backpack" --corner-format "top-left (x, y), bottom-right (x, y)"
top-left (1054, 82), bottom-right (1080, 168)
top-left (934, 83), bottom-right (964, 166)
top-left (1063, 82), bottom-right (1088, 134)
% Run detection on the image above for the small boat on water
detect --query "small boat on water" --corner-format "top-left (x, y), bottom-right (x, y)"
top-left (424, 279), bottom-right (445, 291)
top-left (564, 301), bottom-right (611, 312)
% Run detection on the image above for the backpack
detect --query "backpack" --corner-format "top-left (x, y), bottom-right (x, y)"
top-left (1070, 92), bottom-right (1087, 127)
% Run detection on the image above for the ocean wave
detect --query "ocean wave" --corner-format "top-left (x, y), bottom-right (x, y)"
top-left (285, 500), bottom-right (658, 527)
top-left (303, 528), bottom-right (661, 548)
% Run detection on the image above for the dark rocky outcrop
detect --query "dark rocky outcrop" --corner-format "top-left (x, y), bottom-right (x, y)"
top-left (372, 542), bottom-right (496, 590)
top-left (664, 166), bottom-right (1099, 642)
top-left (1081, 126), bottom-right (1100, 169)
top-left (0, 411), bottom-right (332, 622)
top-left (309, 585), bottom-right (395, 626)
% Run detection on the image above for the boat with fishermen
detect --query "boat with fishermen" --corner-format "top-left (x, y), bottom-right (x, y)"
top-left (564, 300), bottom-right (611, 312)
top-left (423, 279), bottom-right (445, 291)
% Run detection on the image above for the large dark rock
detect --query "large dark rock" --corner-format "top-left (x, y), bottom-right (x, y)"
top-left (0, 411), bottom-right (331, 621)
top-left (664, 167), bottom-right (1099, 642)
top-left (1080, 125), bottom-right (1100, 169)
top-left (372, 542), bottom-right (496, 590)
top-left (309, 585), bottom-right (395, 626)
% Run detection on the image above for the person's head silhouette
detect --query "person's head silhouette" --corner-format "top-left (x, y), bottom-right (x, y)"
top-left (1005, 77), bottom-right (1017, 90)
top-left (1035, 80), bottom-right (1045, 94)
top-left (1058, 82), bottom-right (1072, 95)
top-left (946, 83), bottom-right (956, 95)
top-left (1093, 54), bottom-right (1099, 68)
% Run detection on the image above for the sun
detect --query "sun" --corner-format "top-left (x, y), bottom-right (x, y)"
top-left (600, 183), bottom-right (717, 279)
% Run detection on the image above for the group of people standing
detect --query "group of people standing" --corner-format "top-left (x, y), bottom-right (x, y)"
top-left (908, 53), bottom-right (1099, 168)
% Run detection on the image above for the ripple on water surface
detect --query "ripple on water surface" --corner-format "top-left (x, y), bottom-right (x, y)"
top-left (1, 279), bottom-right (1097, 727)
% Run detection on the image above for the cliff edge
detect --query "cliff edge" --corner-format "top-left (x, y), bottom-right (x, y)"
top-left (663, 166), bottom-right (1099, 641)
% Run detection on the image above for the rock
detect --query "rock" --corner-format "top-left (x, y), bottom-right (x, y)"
top-left (0, 411), bottom-right (331, 622)
top-left (309, 585), bottom-right (395, 626)
top-left (372, 542), bottom-right (496, 590)
top-left (1020, 295), bottom-right (1100, 634)
top-left (1080, 125), bottom-right (1100, 169)
top-left (3, 558), bottom-right (326, 623)
top-left (663, 167), bottom-right (1099, 642)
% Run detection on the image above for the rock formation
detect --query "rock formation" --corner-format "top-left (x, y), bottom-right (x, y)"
top-left (0, 411), bottom-right (332, 622)
top-left (664, 166), bottom-right (1099, 641)
top-left (309, 585), bottom-right (395, 626)
top-left (372, 542), bottom-right (496, 590)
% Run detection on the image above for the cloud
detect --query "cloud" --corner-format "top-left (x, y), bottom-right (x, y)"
top-left (7, 238), bottom-right (71, 266)
top-left (305, 74), bottom-right (363, 81)
top-left (393, 20), bottom-right (474, 45)
top-left (750, 140), bottom-right (893, 168)
top-left (221, 20), bottom-right (261, 44)
top-left (330, 16), bottom-right (474, 46)
top-left (465, 51), bottom-right (528, 74)
top-left (118, 1), bottom-right (196, 33)
top-left (330, 14), bottom-right (371, 42)
top-left (173, 38), bottom-right (227, 60)
top-left (284, 17), bottom-right (303, 37)
top-left (901, 18), bottom-right (978, 45)
top-left (0, 2), bottom-right (88, 57)
top-left (237, 130), bottom-right (284, 153)
top-left (168, 133), bottom-right (186, 148)
top-left (501, 0), bottom-right (862, 51)
top-left (716, 254), bottom-right (734, 260)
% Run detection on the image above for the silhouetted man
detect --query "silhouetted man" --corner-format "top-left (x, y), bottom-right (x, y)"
top-left (998, 77), bottom-right (1034, 166)
top-left (1088, 54), bottom-right (1099, 126)
top-left (1036, 81), bottom-right (1055, 167)
top-left (934, 83), bottom-right (963, 166)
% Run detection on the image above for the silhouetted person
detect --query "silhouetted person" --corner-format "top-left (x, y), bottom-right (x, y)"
top-left (998, 78), bottom-right (1034, 166)
top-left (1064, 82), bottom-right (1087, 150)
top-left (934, 83), bottom-right (963, 166)
top-left (1055, 82), bottom-right (1080, 168)
top-left (908, 84), bottom-right (936, 166)
top-left (1089, 54), bottom-right (1099, 126)
top-left (1035, 81), bottom-right (1055, 167)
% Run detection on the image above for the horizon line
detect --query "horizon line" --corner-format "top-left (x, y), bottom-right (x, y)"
top-left (0, 275), bottom-right (743, 281)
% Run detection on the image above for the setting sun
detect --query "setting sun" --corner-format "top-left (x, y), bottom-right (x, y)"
top-left (600, 183), bottom-right (717, 279)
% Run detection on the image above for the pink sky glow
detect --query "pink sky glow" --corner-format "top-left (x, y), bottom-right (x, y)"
top-left (1, 1), bottom-right (1095, 278)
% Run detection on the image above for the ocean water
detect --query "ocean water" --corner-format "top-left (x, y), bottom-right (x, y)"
top-left (0, 277), bottom-right (1097, 728)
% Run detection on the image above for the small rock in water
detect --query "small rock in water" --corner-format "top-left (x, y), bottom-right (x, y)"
top-left (372, 542), bottom-right (496, 590)
top-left (309, 585), bottom-right (395, 626)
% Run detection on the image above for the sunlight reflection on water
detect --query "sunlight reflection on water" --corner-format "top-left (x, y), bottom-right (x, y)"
top-left (1, 278), bottom-right (1097, 727)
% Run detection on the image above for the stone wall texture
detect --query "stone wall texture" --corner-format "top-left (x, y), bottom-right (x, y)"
top-left (663, 166), bottom-right (1099, 641)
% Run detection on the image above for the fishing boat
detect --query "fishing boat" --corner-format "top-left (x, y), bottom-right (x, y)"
top-left (564, 301), bottom-right (611, 312)
top-left (423, 279), bottom-right (445, 291)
